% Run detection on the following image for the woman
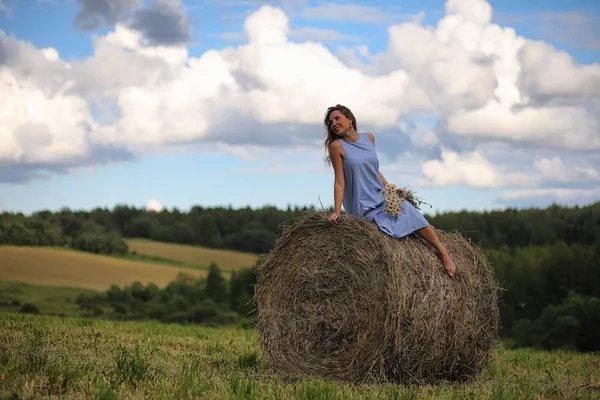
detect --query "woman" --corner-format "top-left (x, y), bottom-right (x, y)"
top-left (324, 104), bottom-right (457, 277)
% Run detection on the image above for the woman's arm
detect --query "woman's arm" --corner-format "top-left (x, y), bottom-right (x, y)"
top-left (378, 171), bottom-right (389, 186)
top-left (329, 141), bottom-right (344, 217)
top-left (367, 132), bottom-right (405, 197)
top-left (366, 132), bottom-right (390, 186)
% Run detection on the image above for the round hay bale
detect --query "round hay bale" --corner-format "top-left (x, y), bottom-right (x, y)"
top-left (254, 211), bottom-right (500, 385)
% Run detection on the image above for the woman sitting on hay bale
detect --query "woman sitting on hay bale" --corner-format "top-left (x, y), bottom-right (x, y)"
top-left (324, 104), bottom-right (457, 277)
top-left (255, 108), bottom-right (499, 383)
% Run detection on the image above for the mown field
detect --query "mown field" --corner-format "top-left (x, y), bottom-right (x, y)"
top-left (126, 239), bottom-right (259, 271)
top-left (0, 246), bottom-right (206, 291)
top-left (1, 313), bottom-right (599, 400)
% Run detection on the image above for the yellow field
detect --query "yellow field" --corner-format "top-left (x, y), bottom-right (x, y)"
top-left (126, 239), bottom-right (260, 271)
top-left (0, 246), bottom-right (206, 291)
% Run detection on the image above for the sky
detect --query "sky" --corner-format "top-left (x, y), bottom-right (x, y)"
top-left (0, 0), bottom-right (599, 216)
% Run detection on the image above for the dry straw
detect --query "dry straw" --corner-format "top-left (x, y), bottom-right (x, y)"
top-left (254, 211), bottom-right (500, 385)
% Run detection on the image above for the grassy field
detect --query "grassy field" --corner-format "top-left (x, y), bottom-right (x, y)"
top-left (0, 246), bottom-right (206, 291)
top-left (0, 281), bottom-right (98, 317)
top-left (126, 239), bottom-right (260, 271)
top-left (1, 313), bottom-right (599, 399)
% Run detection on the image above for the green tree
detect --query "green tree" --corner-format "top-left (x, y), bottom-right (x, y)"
top-left (205, 263), bottom-right (228, 305)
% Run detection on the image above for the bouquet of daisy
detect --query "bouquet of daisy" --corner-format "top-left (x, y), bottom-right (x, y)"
top-left (380, 183), bottom-right (432, 217)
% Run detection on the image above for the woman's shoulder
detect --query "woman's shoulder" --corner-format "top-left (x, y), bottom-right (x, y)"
top-left (328, 138), bottom-right (343, 152)
top-left (364, 132), bottom-right (375, 145)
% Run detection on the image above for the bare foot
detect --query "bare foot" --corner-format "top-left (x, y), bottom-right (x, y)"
top-left (442, 255), bottom-right (456, 277)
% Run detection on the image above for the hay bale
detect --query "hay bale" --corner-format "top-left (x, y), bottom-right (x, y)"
top-left (254, 211), bottom-right (500, 385)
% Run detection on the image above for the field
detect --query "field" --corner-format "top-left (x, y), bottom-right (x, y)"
top-left (0, 246), bottom-right (206, 291)
top-left (1, 237), bottom-right (598, 399)
top-left (0, 281), bottom-right (99, 316)
top-left (126, 239), bottom-right (260, 271)
top-left (1, 313), bottom-right (599, 399)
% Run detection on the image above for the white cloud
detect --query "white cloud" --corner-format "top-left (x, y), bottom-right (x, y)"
top-left (146, 199), bottom-right (164, 211)
top-left (534, 157), bottom-right (600, 182)
top-left (517, 40), bottom-right (600, 105)
top-left (73, 0), bottom-right (142, 30)
top-left (365, 7), bottom-right (512, 115)
top-left (444, 0), bottom-right (492, 25)
top-left (446, 103), bottom-right (600, 150)
top-left (0, 53), bottom-right (93, 164)
top-left (418, 146), bottom-right (599, 191)
top-left (83, 4), bottom-right (415, 152)
top-left (420, 149), bottom-right (532, 188)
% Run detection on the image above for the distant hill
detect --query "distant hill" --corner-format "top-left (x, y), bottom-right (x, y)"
top-left (126, 239), bottom-right (260, 271)
top-left (0, 246), bottom-right (206, 291)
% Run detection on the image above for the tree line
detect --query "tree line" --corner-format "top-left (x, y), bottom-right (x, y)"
top-left (2, 201), bottom-right (599, 352)
top-left (1, 202), bottom-right (598, 254)
top-left (75, 264), bottom-right (257, 328)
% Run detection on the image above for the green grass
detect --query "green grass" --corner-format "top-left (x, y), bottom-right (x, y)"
top-left (1, 313), bottom-right (599, 399)
top-left (0, 281), bottom-right (99, 317)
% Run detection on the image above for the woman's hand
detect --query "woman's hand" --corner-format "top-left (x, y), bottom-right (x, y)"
top-left (396, 188), bottom-right (407, 199)
top-left (328, 212), bottom-right (341, 226)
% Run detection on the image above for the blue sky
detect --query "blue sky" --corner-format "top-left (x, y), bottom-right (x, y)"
top-left (1, 0), bottom-right (599, 215)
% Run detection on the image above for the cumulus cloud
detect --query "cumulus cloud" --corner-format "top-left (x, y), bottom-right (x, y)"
top-left (73, 0), bottom-right (142, 30)
top-left (419, 149), bottom-right (532, 188)
top-left (446, 103), bottom-right (600, 150)
top-left (0, 37), bottom-right (90, 166)
top-left (83, 5), bottom-right (415, 153)
top-left (1, 0), bottom-right (599, 209)
top-left (534, 156), bottom-right (600, 183)
top-left (73, 0), bottom-right (191, 47)
top-left (127, 0), bottom-right (191, 46)
top-left (517, 40), bottom-right (600, 106)
top-left (364, 1), bottom-right (504, 115)
top-left (0, 30), bottom-right (134, 182)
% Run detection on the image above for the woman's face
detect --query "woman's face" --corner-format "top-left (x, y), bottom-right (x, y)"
top-left (328, 110), bottom-right (352, 135)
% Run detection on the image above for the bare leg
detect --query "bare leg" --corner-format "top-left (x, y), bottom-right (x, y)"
top-left (414, 225), bottom-right (456, 277)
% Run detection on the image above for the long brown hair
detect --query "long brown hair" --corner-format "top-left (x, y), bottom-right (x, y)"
top-left (323, 104), bottom-right (357, 164)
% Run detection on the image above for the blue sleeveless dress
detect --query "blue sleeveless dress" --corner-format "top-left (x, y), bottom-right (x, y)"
top-left (338, 132), bottom-right (430, 238)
